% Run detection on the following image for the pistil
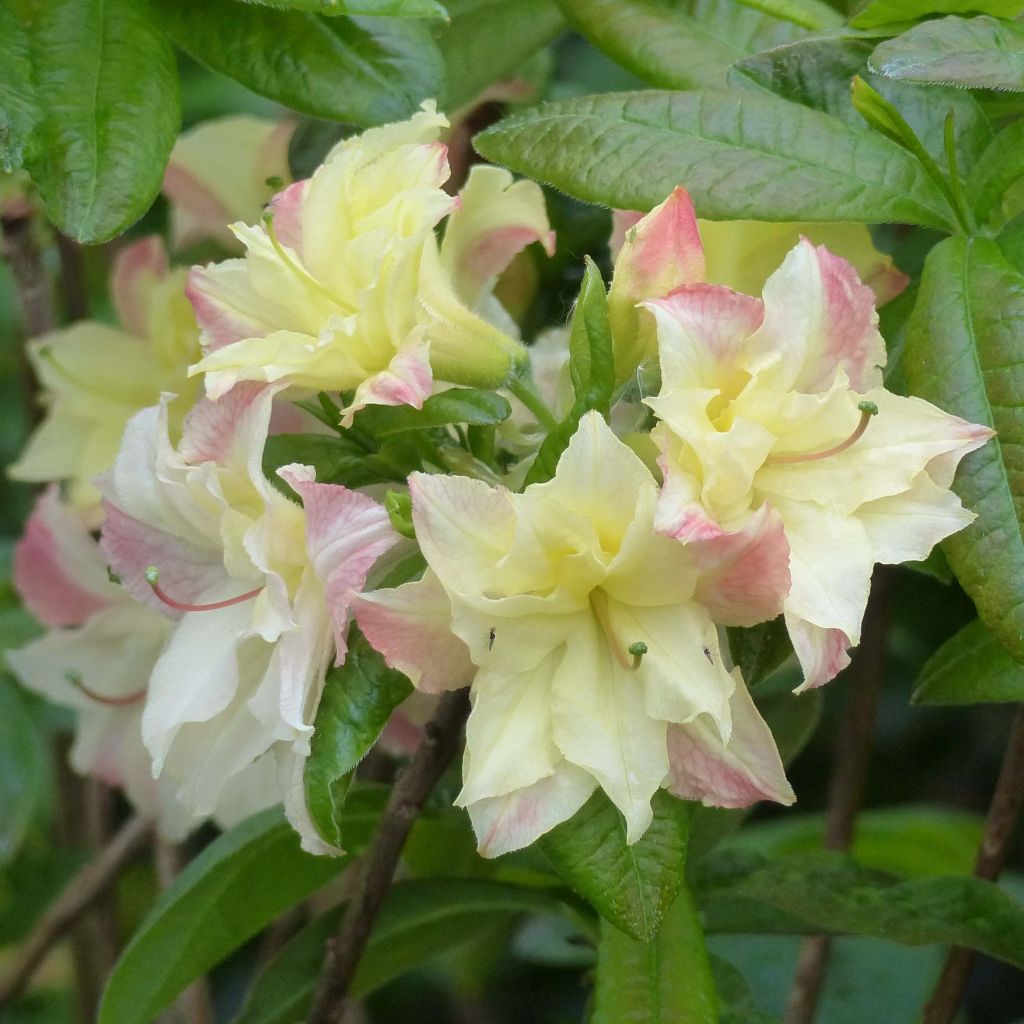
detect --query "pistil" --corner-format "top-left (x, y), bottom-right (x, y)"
top-left (764, 401), bottom-right (879, 466)
top-left (591, 590), bottom-right (647, 672)
top-left (66, 671), bottom-right (146, 707)
top-left (144, 566), bottom-right (264, 613)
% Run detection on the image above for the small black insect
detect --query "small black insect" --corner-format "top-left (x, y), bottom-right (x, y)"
top-left (702, 646), bottom-right (714, 665)
top-left (488, 627), bottom-right (496, 651)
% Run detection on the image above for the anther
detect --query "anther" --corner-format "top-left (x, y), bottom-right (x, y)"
top-left (66, 670), bottom-right (146, 707)
top-left (765, 400), bottom-right (879, 466)
top-left (628, 641), bottom-right (648, 671)
top-left (144, 566), bottom-right (264, 613)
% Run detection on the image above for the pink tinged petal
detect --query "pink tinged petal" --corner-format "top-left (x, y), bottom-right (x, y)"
top-left (926, 417), bottom-right (995, 489)
top-left (609, 209), bottom-right (644, 262)
top-left (277, 465), bottom-right (399, 662)
top-left (15, 487), bottom-right (116, 627)
top-left (653, 454), bottom-right (729, 543)
top-left (644, 284), bottom-right (764, 389)
top-left (111, 236), bottom-right (169, 336)
top-left (179, 382), bottom-right (272, 467)
top-left (751, 239), bottom-right (887, 394)
top-left (863, 262), bottom-right (910, 307)
top-left (342, 336), bottom-right (433, 427)
top-left (468, 763), bottom-right (597, 859)
top-left (787, 614), bottom-right (852, 692)
top-left (666, 670), bottom-right (795, 809)
top-left (268, 179), bottom-right (308, 253)
top-left (100, 501), bottom-right (227, 618)
top-left (163, 162), bottom-right (232, 251)
top-left (692, 504), bottom-right (791, 627)
top-left (187, 261), bottom-right (277, 352)
top-left (354, 573), bottom-right (475, 694)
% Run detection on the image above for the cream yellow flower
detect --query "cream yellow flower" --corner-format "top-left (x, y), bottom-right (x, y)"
top-left (357, 413), bottom-right (793, 857)
top-left (9, 237), bottom-right (201, 511)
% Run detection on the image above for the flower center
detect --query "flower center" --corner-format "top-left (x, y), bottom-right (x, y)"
top-left (144, 565), bottom-right (264, 613)
top-left (764, 401), bottom-right (878, 466)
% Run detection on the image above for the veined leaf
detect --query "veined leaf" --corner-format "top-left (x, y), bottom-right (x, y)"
top-left (304, 630), bottom-right (413, 850)
top-left (914, 617), bottom-right (1024, 705)
top-left (851, 0), bottom-right (1024, 30)
top-left (711, 956), bottom-right (779, 1024)
top-left (869, 15), bottom-right (1024, 91)
top-left (234, 878), bottom-right (577, 1024)
top-left (474, 91), bottom-right (956, 229)
top-left (539, 789), bottom-right (693, 942)
top-left (727, 617), bottom-right (792, 688)
top-left (696, 850), bottom-right (1024, 970)
top-left (24, 0), bottom-right (179, 242)
top-left (232, 0), bottom-right (448, 15)
top-left (0, 5), bottom-right (37, 172)
top-left (354, 387), bottom-right (512, 435)
top-left (591, 884), bottom-right (718, 1024)
top-left (967, 118), bottom-right (1024, 226)
top-left (0, 679), bottom-right (48, 864)
top-left (438, 0), bottom-right (564, 110)
top-left (161, 0), bottom-right (443, 124)
top-left (904, 236), bottom-right (1024, 664)
top-left (99, 798), bottom-right (384, 1024)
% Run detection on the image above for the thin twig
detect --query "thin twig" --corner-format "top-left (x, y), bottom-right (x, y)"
top-left (55, 232), bottom-right (88, 320)
top-left (922, 702), bottom-right (1024, 1024)
top-left (784, 572), bottom-right (890, 1024)
top-left (308, 688), bottom-right (471, 1024)
top-left (0, 815), bottom-right (154, 1010)
top-left (1, 212), bottom-right (56, 338)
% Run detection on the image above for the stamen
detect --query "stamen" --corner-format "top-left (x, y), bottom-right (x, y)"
top-left (628, 642), bottom-right (648, 671)
top-left (66, 671), bottom-right (146, 707)
top-left (591, 591), bottom-right (648, 672)
top-left (144, 566), bottom-right (264, 613)
top-left (262, 212), bottom-right (355, 314)
top-left (765, 401), bottom-right (879, 466)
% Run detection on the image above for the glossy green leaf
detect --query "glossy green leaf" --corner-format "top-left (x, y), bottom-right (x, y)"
top-left (161, 0), bottom-right (444, 124)
top-left (438, 0), bottom-right (564, 110)
top-left (0, 5), bottom-right (36, 172)
top-left (851, 0), bottom-right (1024, 29)
top-left (263, 433), bottom-right (419, 490)
top-left (591, 885), bottom-right (718, 1024)
top-left (0, 680), bottom-right (47, 864)
top-left (233, 0), bottom-right (448, 16)
top-left (523, 257), bottom-right (613, 486)
top-left (904, 236), bottom-right (1024, 664)
top-left (474, 91), bottom-right (955, 228)
top-left (710, 956), bottom-right (779, 1024)
top-left (24, 0), bottom-right (179, 242)
top-left (539, 789), bottom-right (693, 942)
top-left (354, 387), bottom-right (512, 435)
top-left (913, 617), bottom-right (1024, 705)
top-left (727, 618), bottom-right (792, 688)
top-left (234, 878), bottom-right (575, 1024)
top-left (99, 799), bottom-right (384, 1024)
top-left (869, 15), bottom-right (1024, 91)
top-left (557, 0), bottom-right (812, 91)
top-left (304, 631), bottom-right (413, 849)
top-left (731, 0), bottom-right (840, 29)
top-left (967, 118), bottom-right (1024, 225)
top-left (696, 850), bottom-right (1024, 970)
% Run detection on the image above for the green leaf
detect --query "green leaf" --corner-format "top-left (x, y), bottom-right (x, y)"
top-left (904, 236), bottom-right (1024, 664)
top-left (556, 0), bottom-right (811, 91)
top-left (522, 257), bottom-right (613, 487)
top-left (304, 631), bottom-right (412, 850)
top-left (161, 0), bottom-right (444, 125)
top-left (710, 956), bottom-right (779, 1024)
top-left (0, 5), bottom-right (37, 172)
top-left (234, 878), bottom-right (575, 1024)
top-left (539, 789), bottom-right (693, 942)
top-left (966, 118), bottom-right (1024, 226)
top-left (851, 0), bottom-right (1024, 30)
top-left (233, 0), bottom-right (448, 16)
top-left (696, 850), bottom-right (1024, 970)
top-left (869, 15), bottom-right (1024, 91)
top-left (24, 0), bottom-right (180, 242)
top-left (591, 884), bottom-right (718, 1024)
top-left (474, 91), bottom-right (955, 229)
top-left (727, 617), bottom-right (792, 688)
top-left (913, 617), bottom-right (1024, 705)
top-left (437, 0), bottom-right (564, 110)
top-left (263, 433), bottom-right (418, 489)
top-left (730, 0), bottom-right (840, 30)
top-left (354, 387), bottom-right (512, 435)
top-left (99, 799), bottom-right (384, 1024)
top-left (0, 680), bottom-right (48, 864)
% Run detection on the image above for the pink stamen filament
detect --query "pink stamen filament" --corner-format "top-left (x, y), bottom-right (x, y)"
top-left (144, 566), bottom-right (264, 613)
top-left (764, 401), bottom-right (878, 466)
top-left (66, 672), bottom-right (146, 707)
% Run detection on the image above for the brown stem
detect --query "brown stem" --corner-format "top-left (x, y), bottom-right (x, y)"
top-left (0, 816), bottom-right (154, 1010)
top-left (784, 572), bottom-right (890, 1024)
top-left (308, 688), bottom-right (471, 1024)
top-left (1, 212), bottom-right (56, 338)
top-left (922, 702), bottom-right (1024, 1024)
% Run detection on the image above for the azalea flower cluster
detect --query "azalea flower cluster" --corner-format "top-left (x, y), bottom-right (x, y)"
top-left (8, 104), bottom-right (991, 857)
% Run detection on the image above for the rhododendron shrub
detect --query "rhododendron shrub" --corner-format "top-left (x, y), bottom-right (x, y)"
top-left (3, 8), bottom-right (1024, 1023)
